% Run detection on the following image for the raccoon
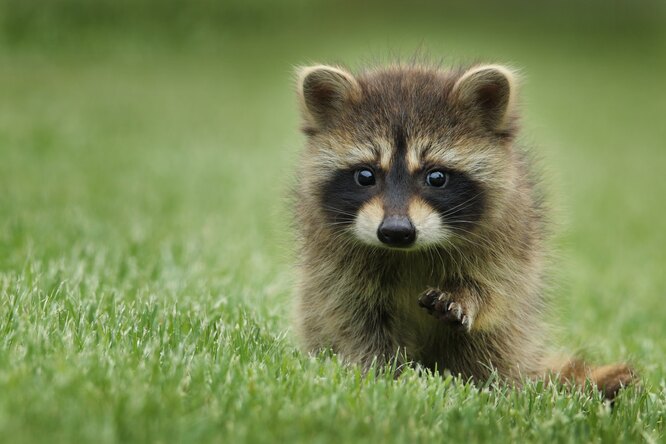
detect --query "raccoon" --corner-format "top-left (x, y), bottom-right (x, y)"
top-left (292, 62), bottom-right (634, 399)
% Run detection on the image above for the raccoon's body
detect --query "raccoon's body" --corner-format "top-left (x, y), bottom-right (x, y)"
top-left (292, 62), bottom-right (634, 398)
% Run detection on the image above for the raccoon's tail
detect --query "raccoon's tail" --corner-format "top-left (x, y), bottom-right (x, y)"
top-left (546, 355), bottom-right (637, 400)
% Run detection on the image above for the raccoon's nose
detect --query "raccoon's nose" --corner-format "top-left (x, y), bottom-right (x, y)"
top-left (377, 216), bottom-right (416, 247)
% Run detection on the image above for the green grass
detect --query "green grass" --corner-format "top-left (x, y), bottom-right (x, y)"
top-left (0, 2), bottom-right (665, 442)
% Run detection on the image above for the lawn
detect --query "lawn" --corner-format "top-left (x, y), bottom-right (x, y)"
top-left (0, 1), bottom-right (664, 442)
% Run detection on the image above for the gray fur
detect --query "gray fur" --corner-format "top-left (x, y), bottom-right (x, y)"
top-left (292, 62), bottom-right (635, 396)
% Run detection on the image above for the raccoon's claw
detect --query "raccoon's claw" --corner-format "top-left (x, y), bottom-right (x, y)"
top-left (418, 288), bottom-right (473, 332)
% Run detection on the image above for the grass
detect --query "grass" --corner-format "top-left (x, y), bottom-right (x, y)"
top-left (0, 1), bottom-right (665, 442)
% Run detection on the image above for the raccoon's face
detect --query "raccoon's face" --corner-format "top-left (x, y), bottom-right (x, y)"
top-left (297, 63), bottom-right (517, 250)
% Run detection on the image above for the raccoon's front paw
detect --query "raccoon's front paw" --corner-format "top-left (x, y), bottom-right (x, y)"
top-left (418, 288), bottom-right (473, 332)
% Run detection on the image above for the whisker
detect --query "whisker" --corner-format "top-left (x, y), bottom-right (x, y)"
top-left (445, 226), bottom-right (498, 251)
top-left (439, 192), bottom-right (484, 218)
top-left (321, 205), bottom-right (359, 218)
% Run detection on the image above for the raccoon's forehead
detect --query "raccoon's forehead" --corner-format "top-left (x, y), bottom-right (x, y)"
top-left (314, 69), bottom-right (500, 173)
top-left (314, 128), bottom-right (497, 176)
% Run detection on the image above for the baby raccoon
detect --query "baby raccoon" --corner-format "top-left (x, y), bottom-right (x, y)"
top-left (292, 62), bottom-right (634, 399)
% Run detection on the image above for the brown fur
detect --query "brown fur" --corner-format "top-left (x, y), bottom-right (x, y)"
top-left (292, 61), bottom-right (635, 399)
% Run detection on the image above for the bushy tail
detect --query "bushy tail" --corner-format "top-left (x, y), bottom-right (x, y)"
top-left (548, 356), bottom-right (637, 400)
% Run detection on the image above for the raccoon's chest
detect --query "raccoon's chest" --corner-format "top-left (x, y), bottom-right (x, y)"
top-left (380, 266), bottom-right (447, 359)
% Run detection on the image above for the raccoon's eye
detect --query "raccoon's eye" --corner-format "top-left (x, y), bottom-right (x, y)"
top-left (426, 170), bottom-right (448, 188)
top-left (354, 168), bottom-right (376, 186)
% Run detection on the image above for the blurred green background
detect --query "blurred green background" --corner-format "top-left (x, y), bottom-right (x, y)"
top-left (0, 0), bottom-right (664, 442)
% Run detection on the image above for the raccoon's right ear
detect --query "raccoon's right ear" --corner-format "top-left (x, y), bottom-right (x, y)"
top-left (296, 65), bottom-right (361, 130)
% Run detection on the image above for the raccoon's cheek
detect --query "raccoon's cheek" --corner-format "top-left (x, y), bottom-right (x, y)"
top-left (409, 198), bottom-right (448, 246)
top-left (352, 197), bottom-right (385, 245)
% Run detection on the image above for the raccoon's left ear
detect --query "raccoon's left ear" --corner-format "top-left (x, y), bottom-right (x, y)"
top-left (296, 64), bottom-right (361, 131)
top-left (451, 65), bottom-right (518, 136)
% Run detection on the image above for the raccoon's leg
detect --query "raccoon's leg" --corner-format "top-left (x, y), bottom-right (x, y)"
top-left (548, 356), bottom-right (637, 400)
top-left (418, 286), bottom-right (479, 332)
top-left (297, 291), bottom-right (403, 370)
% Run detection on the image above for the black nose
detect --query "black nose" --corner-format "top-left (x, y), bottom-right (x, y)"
top-left (377, 216), bottom-right (416, 247)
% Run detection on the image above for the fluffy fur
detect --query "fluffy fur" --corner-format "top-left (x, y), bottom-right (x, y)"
top-left (292, 61), bottom-right (634, 399)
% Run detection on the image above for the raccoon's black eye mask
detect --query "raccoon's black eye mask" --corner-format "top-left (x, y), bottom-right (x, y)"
top-left (320, 166), bottom-right (380, 225)
top-left (420, 168), bottom-right (485, 230)
top-left (320, 160), bottom-right (485, 232)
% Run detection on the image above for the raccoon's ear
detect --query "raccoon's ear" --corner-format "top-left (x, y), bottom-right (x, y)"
top-left (451, 65), bottom-right (518, 136)
top-left (297, 65), bottom-right (361, 129)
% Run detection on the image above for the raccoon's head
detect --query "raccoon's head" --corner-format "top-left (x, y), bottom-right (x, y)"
top-left (296, 63), bottom-right (519, 250)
